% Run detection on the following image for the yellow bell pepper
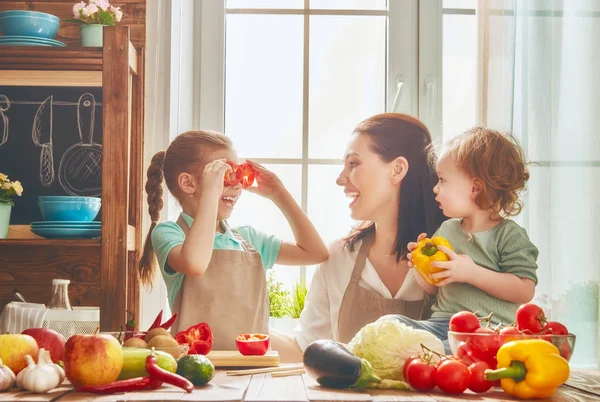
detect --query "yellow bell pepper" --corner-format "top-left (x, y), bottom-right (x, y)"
top-left (484, 340), bottom-right (570, 399)
top-left (411, 237), bottom-right (453, 285)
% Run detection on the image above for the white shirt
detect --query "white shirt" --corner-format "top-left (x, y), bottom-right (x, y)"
top-left (293, 239), bottom-right (424, 351)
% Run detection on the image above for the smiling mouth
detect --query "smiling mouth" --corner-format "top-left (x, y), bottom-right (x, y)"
top-left (221, 196), bottom-right (238, 207)
top-left (346, 192), bottom-right (360, 207)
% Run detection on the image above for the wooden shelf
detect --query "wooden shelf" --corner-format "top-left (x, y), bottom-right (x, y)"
top-left (0, 238), bottom-right (101, 247)
top-left (0, 47), bottom-right (103, 71)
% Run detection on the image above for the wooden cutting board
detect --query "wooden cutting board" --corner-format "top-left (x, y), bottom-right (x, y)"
top-left (206, 350), bottom-right (280, 367)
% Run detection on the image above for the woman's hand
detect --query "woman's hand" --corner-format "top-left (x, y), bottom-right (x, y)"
top-left (429, 246), bottom-right (477, 286)
top-left (202, 159), bottom-right (232, 196)
top-left (244, 160), bottom-right (284, 201)
top-left (406, 232), bottom-right (427, 268)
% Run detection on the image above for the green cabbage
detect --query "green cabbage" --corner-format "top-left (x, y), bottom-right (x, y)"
top-left (347, 316), bottom-right (445, 381)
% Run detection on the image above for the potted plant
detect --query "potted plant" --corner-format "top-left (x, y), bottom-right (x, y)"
top-left (0, 173), bottom-right (23, 238)
top-left (69, 1), bottom-right (123, 47)
top-left (267, 270), bottom-right (291, 328)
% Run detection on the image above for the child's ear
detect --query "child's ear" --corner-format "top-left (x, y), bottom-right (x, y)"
top-left (391, 157), bottom-right (409, 184)
top-left (472, 177), bottom-right (483, 194)
top-left (178, 172), bottom-right (197, 196)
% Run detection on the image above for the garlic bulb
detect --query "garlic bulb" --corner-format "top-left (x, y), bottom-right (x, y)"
top-left (15, 348), bottom-right (64, 393)
top-left (0, 359), bottom-right (15, 391)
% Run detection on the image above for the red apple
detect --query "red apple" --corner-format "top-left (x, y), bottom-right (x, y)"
top-left (0, 334), bottom-right (39, 374)
top-left (63, 333), bottom-right (123, 388)
top-left (21, 328), bottom-right (66, 363)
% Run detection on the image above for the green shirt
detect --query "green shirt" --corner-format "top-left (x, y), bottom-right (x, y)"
top-left (151, 213), bottom-right (282, 310)
top-left (431, 218), bottom-right (539, 325)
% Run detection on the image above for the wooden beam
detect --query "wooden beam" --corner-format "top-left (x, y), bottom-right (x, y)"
top-left (100, 26), bottom-right (131, 331)
top-left (128, 41), bottom-right (138, 75)
top-left (0, 70), bottom-right (102, 87)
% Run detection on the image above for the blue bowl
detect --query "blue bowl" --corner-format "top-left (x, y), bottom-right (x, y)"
top-left (0, 10), bottom-right (60, 39)
top-left (38, 200), bottom-right (101, 222)
top-left (38, 196), bottom-right (101, 203)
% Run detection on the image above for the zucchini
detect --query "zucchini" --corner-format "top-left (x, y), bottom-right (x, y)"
top-left (303, 340), bottom-right (380, 389)
top-left (119, 347), bottom-right (178, 380)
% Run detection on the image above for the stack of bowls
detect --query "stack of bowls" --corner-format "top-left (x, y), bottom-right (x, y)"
top-left (31, 196), bottom-right (101, 239)
top-left (0, 10), bottom-right (65, 47)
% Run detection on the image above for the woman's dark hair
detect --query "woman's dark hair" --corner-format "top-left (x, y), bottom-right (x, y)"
top-left (345, 113), bottom-right (445, 261)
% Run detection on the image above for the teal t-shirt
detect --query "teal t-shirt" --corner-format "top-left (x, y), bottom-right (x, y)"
top-left (430, 218), bottom-right (539, 325)
top-left (151, 212), bottom-right (282, 310)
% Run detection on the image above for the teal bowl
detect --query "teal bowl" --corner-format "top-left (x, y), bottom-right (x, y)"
top-left (0, 10), bottom-right (60, 39)
top-left (38, 200), bottom-right (101, 222)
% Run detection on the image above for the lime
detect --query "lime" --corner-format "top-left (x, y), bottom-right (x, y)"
top-left (176, 354), bottom-right (215, 386)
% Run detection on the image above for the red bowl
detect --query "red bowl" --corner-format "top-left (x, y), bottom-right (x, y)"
top-left (235, 333), bottom-right (270, 356)
top-left (448, 331), bottom-right (576, 368)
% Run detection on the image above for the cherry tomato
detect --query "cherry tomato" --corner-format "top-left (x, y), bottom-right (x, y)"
top-left (559, 340), bottom-right (573, 360)
top-left (467, 327), bottom-right (499, 364)
top-left (545, 321), bottom-right (569, 336)
top-left (435, 359), bottom-right (470, 394)
top-left (404, 359), bottom-right (437, 392)
top-left (402, 356), bottom-right (420, 380)
top-left (497, 325), bottom-right (522, 345)
top-left (516, 303), bottom-right (547, 333)
top-left (449, 311), bottom-right (481, 333)
top-left (456, 342), bottom-right (476, 366)
top-left (467, 361), bottom-right (493, 393)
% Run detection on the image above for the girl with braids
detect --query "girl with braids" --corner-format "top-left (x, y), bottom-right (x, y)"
top-left (139, 130), bottom-right (328, 350)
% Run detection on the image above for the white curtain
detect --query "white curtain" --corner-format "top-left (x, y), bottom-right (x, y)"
top-left (480, 0), bottom-right (600, 368)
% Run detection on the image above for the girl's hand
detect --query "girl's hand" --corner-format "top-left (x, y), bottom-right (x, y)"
top-left (429, 246), bottom-right (477, 286)
top-left (244, 160), bottom-right (284, 200)
top-left (406, 232), bottom-right (427, 268)
top-left (202, 159), bottom-right (232, 196)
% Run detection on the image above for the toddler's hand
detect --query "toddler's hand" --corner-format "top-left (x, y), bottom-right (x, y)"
top-left (202, 159), bottom-right (232, 196)
top-left (429, 246), bottom-right (476, 286)
top-left (406, 232), bottom-right (427, 268)
top-left (244, 160), bottom-right (284, 200)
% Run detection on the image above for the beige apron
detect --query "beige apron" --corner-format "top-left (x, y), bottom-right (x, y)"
top-left (170, 216), bottom-right (269, 350)
top-left (337, 232), bottom-right (430, 343)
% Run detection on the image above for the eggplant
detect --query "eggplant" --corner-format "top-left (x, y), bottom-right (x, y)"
top-left (303, 340), bottom-right (381, 389)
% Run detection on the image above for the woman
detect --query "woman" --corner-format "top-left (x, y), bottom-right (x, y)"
top-left (272, 113), bottom-right (445, 362)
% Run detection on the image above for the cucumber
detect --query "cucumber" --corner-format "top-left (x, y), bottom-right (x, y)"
top-left (119, 347), bottom-right (178, 380)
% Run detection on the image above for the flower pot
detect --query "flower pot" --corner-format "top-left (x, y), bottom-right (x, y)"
top-left (80, 24), bottom-right (106, 47)
top-left (0, 202), bottom-right (11, 239)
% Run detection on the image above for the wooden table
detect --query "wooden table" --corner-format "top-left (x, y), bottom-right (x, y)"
top-left (0, 369), bottom-right (598, 401)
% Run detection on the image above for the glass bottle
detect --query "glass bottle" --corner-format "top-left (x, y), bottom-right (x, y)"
top-left (48, 279), bottom-right (73, 310)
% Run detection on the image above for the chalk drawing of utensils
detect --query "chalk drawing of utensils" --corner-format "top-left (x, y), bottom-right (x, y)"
top-left (0, 95), bottom-right (9, 148)
top-left (58, 93), bottom-right (102, 196)
top-left (32, 96), bottom-right (55, 186)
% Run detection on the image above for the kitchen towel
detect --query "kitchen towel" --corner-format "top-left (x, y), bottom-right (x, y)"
top-left (0, 302), bottom-right (48, 334)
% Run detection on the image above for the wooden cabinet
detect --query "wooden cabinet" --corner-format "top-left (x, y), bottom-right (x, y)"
top-left (0, 27), bottom-right (144, 331)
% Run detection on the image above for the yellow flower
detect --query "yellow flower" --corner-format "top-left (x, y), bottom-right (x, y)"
top-left (1, 182), bottom-right (10, 190)
top-left (11, 181), bottom-right (23, 196)
top-left (0, 173), bottom-right (7, 182)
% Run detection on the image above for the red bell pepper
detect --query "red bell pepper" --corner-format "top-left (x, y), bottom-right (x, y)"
top-left (175, 322), bottom-right (214, 355)
top-left (235, 333), bottom-right (270, 356)
top-left (223, 161), bottom-right (255, 188)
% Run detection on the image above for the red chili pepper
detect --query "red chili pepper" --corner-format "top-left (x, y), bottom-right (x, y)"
top-left (159, 313), bottom-right (178, 330)
top-left (174, 322), bottom-right (214, 355)
top-left (146, 353), bottom-right (193, 393)
top-left (77, 377), bottom-right (162, 394)
top-left (148, 309), bottom-right (163, 331)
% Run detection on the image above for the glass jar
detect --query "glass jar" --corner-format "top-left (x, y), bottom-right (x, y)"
top-left (48, 279), bottom-right (73, 310)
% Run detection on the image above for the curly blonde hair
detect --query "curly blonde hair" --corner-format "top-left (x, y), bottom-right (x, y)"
top-left (443, 127), bottom-right (530, 217)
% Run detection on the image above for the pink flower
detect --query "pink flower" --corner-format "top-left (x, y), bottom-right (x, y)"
top-left (72, 1), bottom-right (86, 18)
top-left (95, 0), bottom-right (111, 10)
top-left (110, 5), bottom-right (123, 22)
top-left (82, 3), bottom-right (99, 17)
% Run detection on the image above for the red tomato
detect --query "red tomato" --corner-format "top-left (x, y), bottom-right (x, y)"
top-left (404, 359), bottom-right (437, 392)
top-left (545, 321), bottom-right (569, 336)
top-left (516, 303), bottom-right (547, 333)
top-left (468, 361), bottom-right (493, 393)
top-left (559, 340), bottom-right (573, 361)
top-left (402, 356), bottom-right (420, 380)
top-left (435, 359), bottom-right (470, 394)
top-left (498, 325), bottom-right (522, 344)
top-left (456, 342), bottom-right (476, 366)
top-left (449, 311), bottom-right (481, 333)
top-left (467, 327), bottom-right (500, 364)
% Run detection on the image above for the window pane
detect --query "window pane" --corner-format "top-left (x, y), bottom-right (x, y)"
top-left (310, 0), bottom-right (386, 10)
top-left (226, 0), bottom-right (303, 9)
top-left (225, 15), bottom-right (303, 158)
top-left (442, 14), bottom-right (477, 142)
top-left (527, 166), bottom-right (599, 368)
top-left (308, 16), bottom-right (386, 159)
top-left (443, 0), bottom-right (476, 9)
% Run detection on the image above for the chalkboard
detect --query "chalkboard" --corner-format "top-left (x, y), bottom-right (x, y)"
top-left (0, 87), bottom-right (103, 224)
